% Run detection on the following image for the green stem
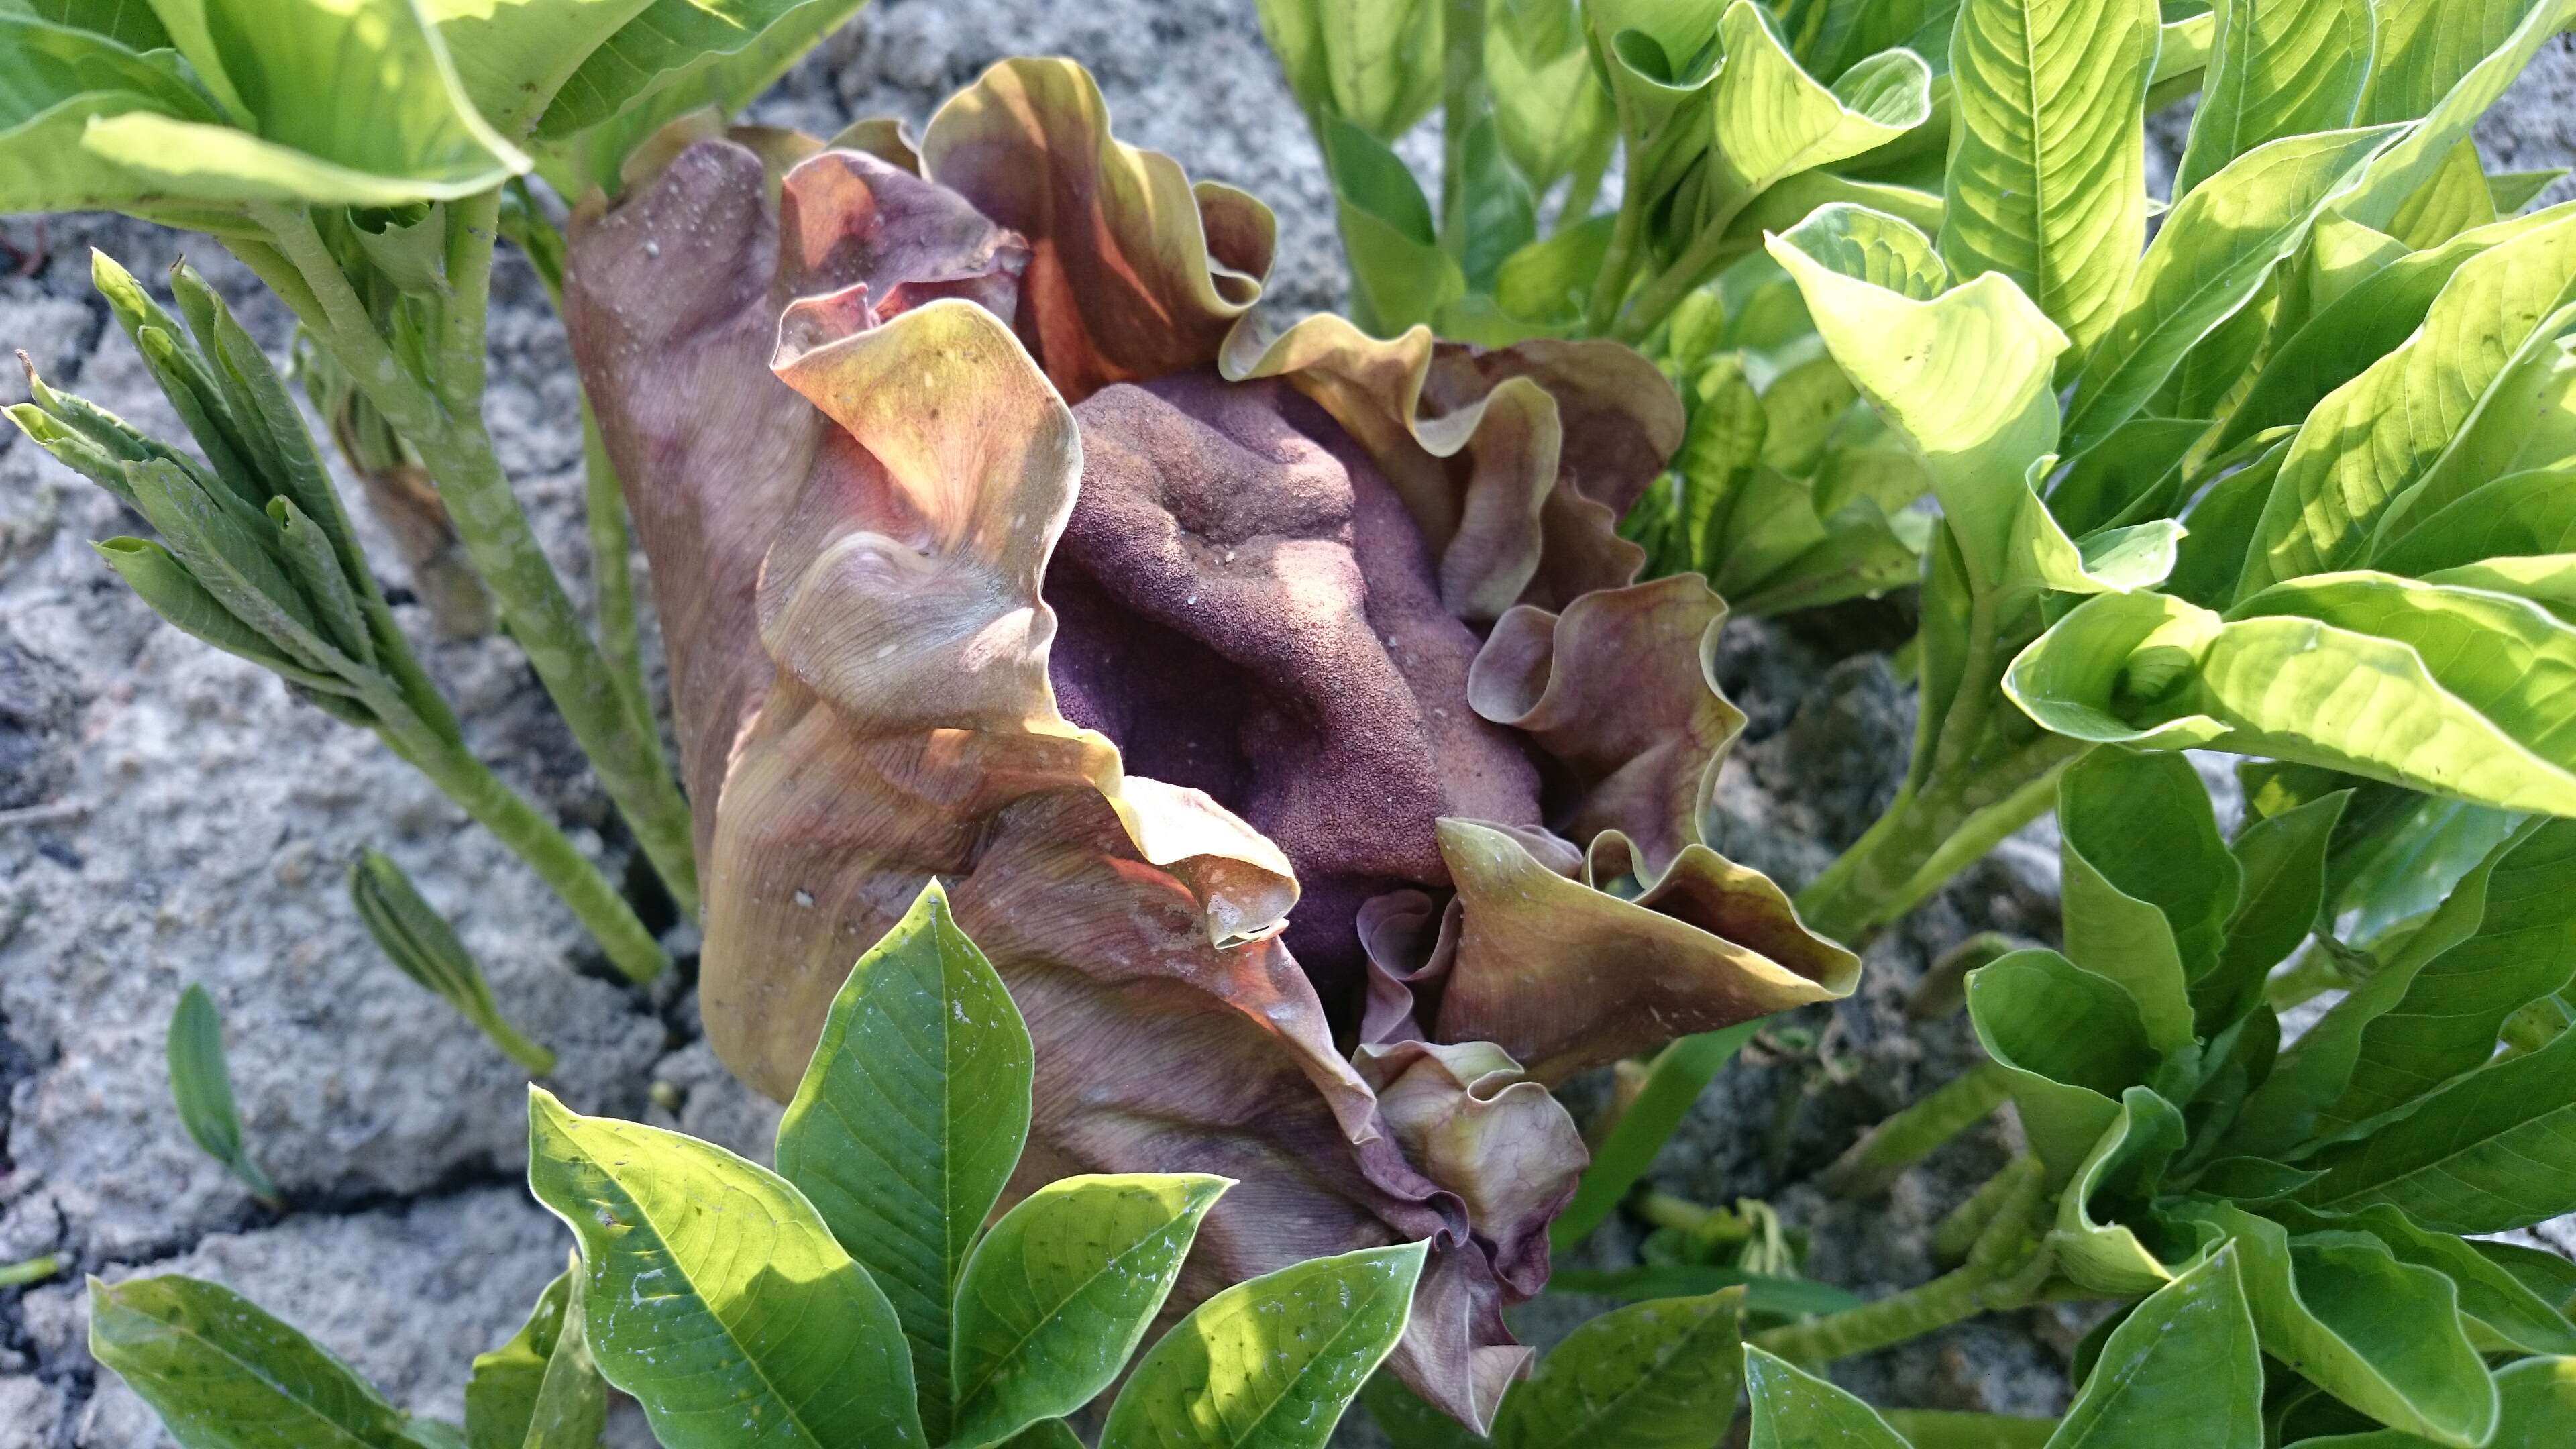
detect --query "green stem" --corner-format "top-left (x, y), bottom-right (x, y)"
top-left (389, 730), bottom-right (666, 983)
top-left (0, 1256), bottom-right (61, 1289)
top-left (1753, 1157), bottom-right (2051, 1364)
top-left (1794, 749), bottom-right (2075, 947)
top-left (1933, 1156), bottom-right (2031, 1265)
top-left (580, 400), bottom-right (665, 786)
top-left (1554, 130), bottom-right (1617, 232)
top-left (1581, 127), bottom-right (1652, 333)
top-left (237, 204), bottom-right (700, 921)
top-left (1611, 229), bottom-right (1754, 344)
top-left (1817, 1061), bottom-right (2012, 1199)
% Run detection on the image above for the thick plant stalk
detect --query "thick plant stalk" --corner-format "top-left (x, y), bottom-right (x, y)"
top-left (1817, 1061), bottom-right (2012, 1199)
top-left (1795, 738), bottom-right (2078, 947)
top-left (235, 199), bottom-right (700, 919)
top-left (1753, 1155), bottom-right (2052, 1363)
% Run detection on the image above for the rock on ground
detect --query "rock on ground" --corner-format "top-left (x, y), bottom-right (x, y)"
top-left (4, 7), bottom-right (2575, 1447)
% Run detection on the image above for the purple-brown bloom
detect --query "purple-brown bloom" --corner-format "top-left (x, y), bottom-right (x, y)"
top-left (564, 58), bottom-right (1856, 1429)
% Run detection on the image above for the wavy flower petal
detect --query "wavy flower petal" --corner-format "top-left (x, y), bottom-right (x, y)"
top-left (918, 57), bottom-right (1274, 400)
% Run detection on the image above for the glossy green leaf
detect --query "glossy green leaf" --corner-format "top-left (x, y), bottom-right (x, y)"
top-left (2298, 1023), bottom-right (2576, 1232)
top-left (2006, 580), bottom-right (2576, 816)
top-left (2051, 1087), bottom-right (2186, 1295)
top-left (2314, 820), bottom-right (2576, 1135)
top-left (2337, 0), bottom-right (2576, 235)
top-left (2390, 141), bottom-right (2502, 250)
top-left (2059, 748), bottom-right (2238, 1054)
top-left (2239, 209), bottom-right (2576, 592)
top-left (2174, 0), bottom-right (2372, 197)
top-left (1489, 1289), bottom-right (1743, 1449)
top-left (425, 0), bottom-right (658, 140)
top-left (1766, 240), bottom-right (2074, 595)
top-left (948, 1174), bottom-right (1229, 1449)
top-left (1318, 111), bottom-right (1464, 335)
top-left (2375, 464), bottom-right (2576, 576)
top-left (0, 15), bottom-right (228, 215)
top-left (2284, 1356), bottom-right (2576, 1448)
top-left (1098, 1242), bottom-right (1426, 1449)
top-left (1881, 1411), bottom-right (2056, 1448)
top-left (1776, 203), bottom-right (1949, 300)
top-left (1967, 949), bottom-right (2159, 1179)
top-left (1701, 1), bottom-right (1932, 238)
top-left (2221, 203), bottom-right (2576, 455)
top-left (464, 1269), bottom-right (606, 1449)
top-left (2475, 1241), bottom-right (2576, 1313)
top-left (1453, 109), bottom-right (1538, 292)
top-left (352, 849), bottom-right (553, 1076)
top-left (2185, 1201), bottom-right (2495, 1447)
top-left (1940, 0), bottom-right (2158, 356)
top-left (2203, 788), bottom-right (2345, 1030)
top-left (535, 0), bottom-right (867, 142)
top-left (167, 984), bottom-right (278, 1204)
top-left (1486, 0), bottom-right (1614, 189)
top-left (1743, 1345), bottom-right (1909, 1448)
top-left (2273, 1203), bottom-right (2576, 1357)
top-left (532, 0), bottom-right (865, 194)
top-left (2047, 1246), bottom-right (2261, 1449)
top-left (996, 1425), bottom-right (1085, 1449)
top-left (9, 0), bottom-right (172, 48)
top-left (2060, 126), bottom-right (2398, 455)
top-left (1361, 1372), bottom-right (1485, 1449)
top-left (524, 1088), bottom-right (923, 1449)
top-left (772, 881), bottom-right (1031, 1442)
top-left (89, 1274), bottom-right (445, 1449)
top-left (1252, 0), bottom-right (1440, 139)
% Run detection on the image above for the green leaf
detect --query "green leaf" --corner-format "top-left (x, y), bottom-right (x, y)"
top-left (2180, 1201), bottom-right (2495, 1447)
top-left (2375, 464), bottom-right (2576, 576)
top-left (2239, 208), bottom-right (2576, 592)
top-left (2337, 0), bottom-right (2576, 236)
top-left (1493, 213), bottom-right (1617, 331)
top-left (2297, 1022), bottom-right (2576, 1232)
top-left (109, 0), bottom-right (526, 204)
top-left (9, 0), bottom-right (172, 48)
top-left (2493, 169), bottom-right (2570, 213)
top-left (1552, 1021), bottom-right (1760, 1249)
top-left (2047, 1246), bottom-right (2261, 1449)
top-left (465, 1269), bottom-right (606, 1449)
top-left (1453, 110), bottom-right (1538, 292)
top-left (423, 0), bottom-right (658, 139)
top-left (2059, 125), bottom-right (2400, 455)
top-left (2284, 1356), bottom-right (2576, 1448)
top-left (1318, 111), bottom-right (1464, 335)
top-left (1880, 1411), bottom-right (2057, 1448)
top-left (2059, 748), bottom-right (2239, 1055)
top-left (773, 881), bottom-right (1032, 1442)
top-left (1967, 949), bottom-right (2159, 1180)
top-left (166, 984), bottom-right (278, 1204)
top-left (1764, 240), bottom-right (2072, 596)
top-left (2203, 788), bottom-right (2346, 1030)
top-left (87, 537), bottom-right (331, 690)
top-left (2006, 582), bottom-right (2576, 816)
top-left (2051, 1087), bottom-right (2187, 1295)
top-left (1743, 1345), bottom-right (1909, 1448)
top-left (1251, 0), bottom-right (1440, 140)
top-left (351, 849), bottom-right (553, 1077)
top-left (535, 0), bottom-right (863, 141)
top-left (1699, 1), bottom-right (1931, 237)
top-left (2313, 820), bottom-right (2576, 1136)
top-left (2047, 417), bottom-right (2203, 537)
top-left (2173, 0), bottom-right (2373, 198)
top-left (996, 1425), bottom-right (1086, 1449)
top-left (2271, 1203), bottom-right (2576, 1357)
top-left (1485, 0), bottom-right (1614, 189)
top-left (2221, 203), bottom-right (2576, 455)
top-left (89, 1274), bottom-right (433, 1449)
top-left (1362, 1372), bottom-right (1485, 1449)
top-left (1099, 1242), bottom-right (1425, 1449)
top-left (2475, 1240), bottom-right (2576, 1314)
top-left (948, 1174), bottom-right (1230, 1449)
top-left (523, 1087), bottom-right (924, 1449)
top-left (1940, 0), bottom-right (2159, 357)
top-left (1776, 203), bottom-right (1949, 300)
top-left (1489, 1289), bottom-right (1744, 1449)
top-left (0, 15), bottom-right (228, 216)
top-left (2389, 141), bottom-right (2502, 251)
top-left (531, 0), bottom-right (865, 194)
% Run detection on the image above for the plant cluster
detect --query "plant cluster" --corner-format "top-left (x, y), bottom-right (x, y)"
top-left (9, 0), bottom-right (2576, 1444)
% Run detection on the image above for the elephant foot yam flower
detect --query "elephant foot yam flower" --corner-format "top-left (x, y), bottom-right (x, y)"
top-left (564, 57), bottom-right (1858, 1430)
